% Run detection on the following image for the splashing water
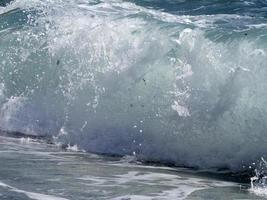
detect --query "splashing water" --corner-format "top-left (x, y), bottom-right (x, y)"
top-left (0, 0), bottom-right (267, 172)
top-left (250, 158), bottom-right (267, 197)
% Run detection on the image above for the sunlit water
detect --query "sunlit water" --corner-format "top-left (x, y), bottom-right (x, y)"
top-left (0, 135), bottom-right (264, 200)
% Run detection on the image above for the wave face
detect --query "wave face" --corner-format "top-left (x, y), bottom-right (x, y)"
top-left (0, 0), bottom-right (267, 171)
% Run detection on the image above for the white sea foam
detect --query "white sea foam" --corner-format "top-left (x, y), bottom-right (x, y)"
top-left (66, 144), bottom-right (79, 152)
top-left (79, 170), bottom-right (235, 199)
top-left (0, 181), bottom-right (69, 200)
top-left (250, 186), bottom-right (267, 198)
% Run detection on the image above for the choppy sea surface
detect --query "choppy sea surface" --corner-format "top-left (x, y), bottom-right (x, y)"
top-left (1, 0), bottom-right (267, 199)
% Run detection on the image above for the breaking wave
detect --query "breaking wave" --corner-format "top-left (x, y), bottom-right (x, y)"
top-left (0, 0), bottom-right (267, 171)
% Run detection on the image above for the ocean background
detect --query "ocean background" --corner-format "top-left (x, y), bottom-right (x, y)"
top-left (1, 0), bottom-right (267, 199)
